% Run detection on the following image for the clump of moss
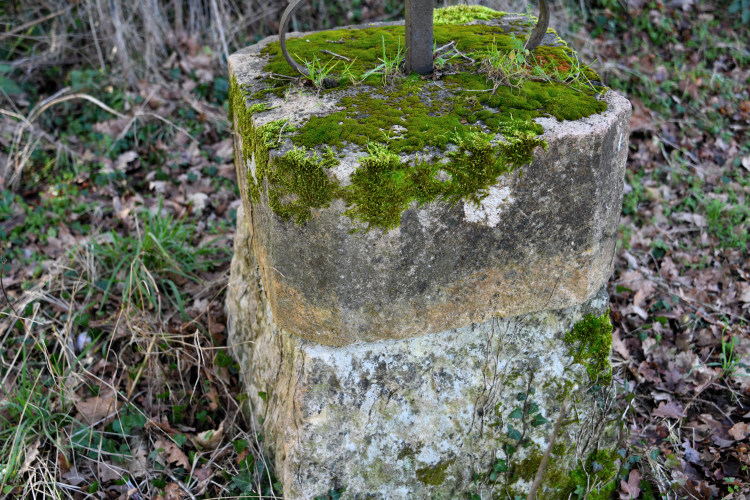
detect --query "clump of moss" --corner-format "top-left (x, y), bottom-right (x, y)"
top-left (229, 76), bottom-right (341, 224)
top-left (433, 4), bottom-right (507, 25)
top-left (268, 147), bottom-right (341, 224)
top-left (561, 449), bottom-right (619, 500)
top-left (416, 458), bottom-right (456, 486)
top-left (564, 312), bottom-right (614, 385)
top-left (342, 129), bottom-right (544, 231)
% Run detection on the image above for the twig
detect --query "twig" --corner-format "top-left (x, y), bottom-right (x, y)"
top-left (527, 399), bottom-right (570, 500)
top-left (210, 0), bottom-right (230, 63)
top-left (0, 9), bottom-right (68, 43)
top-left (0, 257), bottom-right (22, 324)
top-left (434, 40), bottom-right (456, 55)
top-left (319, 49), bottom-right (350, 61)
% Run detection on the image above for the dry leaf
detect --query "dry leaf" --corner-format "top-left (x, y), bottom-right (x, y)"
top-left (621, 270), bottom-right (657, 299)
top-left (18, 439), bottom-right (40, 475)
top-left (76, 395), bottom-right (122, 425)
top-left (620, 469), bottom-right (641, 499)
top-left (128, 447), bottom-right (149, 478)
top-left (728, 422), bottom-right (749, 441)
top-left (653, 401), bottom-right (686, 418)
top-left (193, 466), bottom-right (214, 495)
top-left (612, 329), bottom-right (630, 360)
top-left (633, 289), bottom-right (647, 307)
top-left (115, 151), bottom-right (139, 171)
top-left (98, 461), bottom-right (123, 483)
top-left (164, 483), bottom-right (186, 500)
top-left (62, 467), bottom-right (88, 486)
top-left (155, 438), bottom-right (192, 471)
top-left (195, 422), bottom-right (224, 450)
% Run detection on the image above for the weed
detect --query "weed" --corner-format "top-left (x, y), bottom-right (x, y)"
top-left (89, 201), bottom-right (229, 316)
top-left (299, 54), bottom-right (339, 89)
top-left (705, 198), bottom-right (749, 251)
top-left (479, 36), bottom-right (530, 93)
top-left (433, 41), bottom-right (461, 70)
top-left (707, 334), bottom-right (750, 378)
top-left (477, 34), bottom-right (605, 96)
top-left (362, 36), bottom-right (404, 85)
top-left (340, 58), bottom-right (361, 86)
top-left (0, 345), bottom-right (75, 495)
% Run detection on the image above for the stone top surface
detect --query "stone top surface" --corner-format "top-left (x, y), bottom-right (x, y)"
top-left (227, 7), bottom-right (632, 346)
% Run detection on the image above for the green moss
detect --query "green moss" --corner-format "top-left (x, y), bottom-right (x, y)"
top-left (229, 75), bottom-right (340, 224)
top-left (559, 449), bottom-right (619, 500)
top-left (563, 312), bottom-right (614, 385)
top-left (341, 130), bottom-right (545, 231)
top-left (433, 4), bottom-right (507, 25)
top-left (416, 458), bottom-right (456, 486)
top-left (268, 147), bottom-right (341, 224)
top-left (233, 10), bottom-right (608, 231)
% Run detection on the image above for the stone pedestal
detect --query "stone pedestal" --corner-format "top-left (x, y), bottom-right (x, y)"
top-left (226, 8), bottom-right (631, 499)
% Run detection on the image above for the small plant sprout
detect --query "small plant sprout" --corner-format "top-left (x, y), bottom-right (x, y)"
top-left (479, 36), bottom-right (530, 93)
top-left (298, 54), bottom-right (339, 89)
top-left (707, 333), bottom-right (749, 378)
top-left (340, 58), bottom-right (361, 86)
top-left (362, 36), bottom-right (404, 86)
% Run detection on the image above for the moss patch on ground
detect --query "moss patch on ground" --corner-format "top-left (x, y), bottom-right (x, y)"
top-left (232, 7), bottom-right (608, 230)
top-left (564, 312), bottom-right (614, 385)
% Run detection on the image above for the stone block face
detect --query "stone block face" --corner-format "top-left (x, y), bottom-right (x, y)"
top-left (227, 206), bottom-right (619, 499)
top-left (229, 33), bottom-right (631, 347)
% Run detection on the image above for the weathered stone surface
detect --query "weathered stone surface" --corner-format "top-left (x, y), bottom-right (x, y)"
top-left (229, 27), bottom-right (631, 347)
top-left (227, 205), bottom-right (620, 499)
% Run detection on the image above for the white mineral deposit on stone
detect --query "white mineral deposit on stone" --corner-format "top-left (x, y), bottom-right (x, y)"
top-left (248, 154), bottom-right (257, 184)
top-left (417, 446), bottom-right (443, 465)
top-left (328, 151), bottom-right (367, 186)
top-left (261, 92), bottom-right (341, 126)
top-left (462, 183), bottom-right (514, 227)
top-left (534, 92), bottom-right (622, 140)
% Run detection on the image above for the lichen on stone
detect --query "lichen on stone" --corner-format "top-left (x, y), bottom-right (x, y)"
top-left (563, 312), bottom-right (614, 385)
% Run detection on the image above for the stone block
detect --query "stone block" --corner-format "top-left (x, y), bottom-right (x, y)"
top-left (228, 18), bottom-right (631, 347)
top-left (226, 9), bottom-right (630, 497)
top-left (227, 205), bottom-right (620, 499)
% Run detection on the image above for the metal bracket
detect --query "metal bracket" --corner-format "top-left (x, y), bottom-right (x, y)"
top-left (524, 0), bottom-right (550, 52)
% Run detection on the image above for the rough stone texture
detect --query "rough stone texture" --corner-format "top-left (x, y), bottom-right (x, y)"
top-left (227, 205), bottom-right (619, 499)
top-left (229, 28), bottom-right (632, 347)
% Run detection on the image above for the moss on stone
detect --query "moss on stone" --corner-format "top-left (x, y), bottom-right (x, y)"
top-left (230, 75), bottom-right (344, 224)
top-left (233, 8), bottom-right (609, 231)
top-left (342, 130), bottom-right (545, 231)
top-left (416, 457), bottom-right (456, 486)
top-left (433, 4), bottom-right (507, 25)
top-left (564, 312), bottom-right (614, 385)
top-left (559, 448), bottom-right (620, 500)
top-left (396, 443), bottom-right (422, 461)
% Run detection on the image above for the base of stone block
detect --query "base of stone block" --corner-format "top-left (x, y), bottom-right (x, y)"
top-left (227, 205), bottom-right (620, 499)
